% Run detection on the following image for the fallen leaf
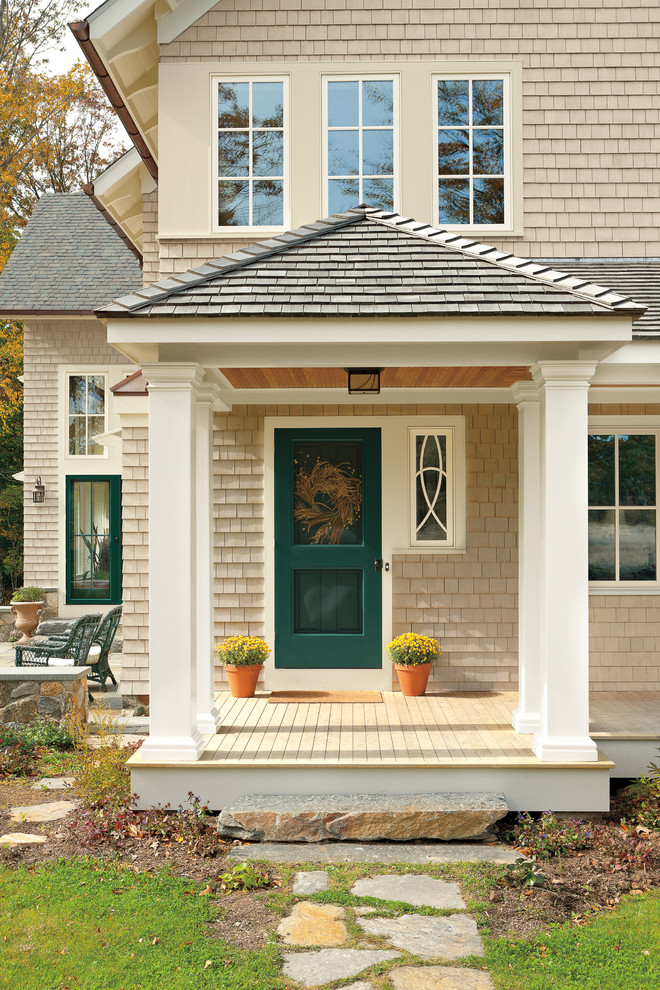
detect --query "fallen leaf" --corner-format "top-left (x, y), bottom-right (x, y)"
top-left (152, 937), bottom-right (160, 946)
top-left (643, 950), bottom-right (651, 956)
top-left (199, 886), bottom-right (212, 896)
top-left (204, 960), bottom-right (213, 970)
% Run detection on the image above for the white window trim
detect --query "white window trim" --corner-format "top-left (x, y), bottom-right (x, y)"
top-left (65, 372), bottom-right (109, 460)
top-left (210, 74), bottom-right (290, 235)
top-left (588, 416), bottom-right (660, 591)
top-left (409, 427), bottom-right (455, 548)
top-left (431, 71), bottom-right (513, 235)
top-left (321, 73), bottom-right (400, 218)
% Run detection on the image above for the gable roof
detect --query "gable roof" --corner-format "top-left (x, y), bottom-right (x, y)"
top-left (99, 208), bottom-right (645, 322)
top-left (0, 193), bottom-right (143, 317)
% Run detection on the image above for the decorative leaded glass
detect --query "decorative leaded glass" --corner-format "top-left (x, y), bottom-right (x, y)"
top-left (588, 432), bottom-right (657, 582)
top-left (413, 433), bottom-right (449, 544)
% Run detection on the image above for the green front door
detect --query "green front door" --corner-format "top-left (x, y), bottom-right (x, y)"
top-left (274, 428), bottom-right (382, 669)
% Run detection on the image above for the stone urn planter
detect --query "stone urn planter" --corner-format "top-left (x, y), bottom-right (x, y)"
top-left (10, 600), bottom-right (46, 645)
top-left (216, 635), bottom-right (270, 699)
top-left (387, 633), bottom-right (440, 698)
top-left (10, 587), bottom-right (46, 646)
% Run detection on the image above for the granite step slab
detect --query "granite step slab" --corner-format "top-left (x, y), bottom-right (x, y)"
top-left (293, 870), bottom-right (329, 895)
top-left (218, 793), bottom-right (508, 842)
top-left (389, 966), bottom-right (495, 989)
top-left (11, 800), bottom-right (76, 823)
top-left (356, 913), bottom-right (484, 960)
top-left (350, 875), bottom-right (465, 910)
top-left (283, 949), bottom-right (400, 987)
top-left (229, 842), bottom-right (520, 865)
top-left (278, 902), bottom-right (348, 946)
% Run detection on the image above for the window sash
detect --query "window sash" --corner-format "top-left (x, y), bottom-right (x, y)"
top-left (67, 374), bottom-right (106, 457)
top-left (433, 73), bottom-right (510, 230)
top-left (213, 76), bottom-right (288, 231)
top-left (322, 75), bottom-right (399, 216)
top-left (66, 475), bottom-right (121, 604)
top-left (409, 428), bottom-right (454, 547)
top-left (588, 431), bottom-right (658, 584)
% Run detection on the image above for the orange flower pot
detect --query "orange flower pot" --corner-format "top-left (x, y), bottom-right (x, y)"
top-left (394, 662), bottom-right (433, 697)
top-left (224, 664), bottom-right (263, 698)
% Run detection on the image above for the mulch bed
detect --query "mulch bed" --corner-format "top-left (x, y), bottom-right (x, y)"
top-left (3, 774), bottom-right (660, 945)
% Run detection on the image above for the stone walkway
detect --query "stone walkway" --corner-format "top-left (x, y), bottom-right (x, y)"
top-left (277, 870), bottom-right (495, 989)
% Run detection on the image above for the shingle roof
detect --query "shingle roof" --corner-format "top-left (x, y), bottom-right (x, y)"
top-left (540, 260), bottom-right (660, 337)
top-left (100, 208), bottom-right (644, 321)
top-left (0, 192), bottom-right (142, 316)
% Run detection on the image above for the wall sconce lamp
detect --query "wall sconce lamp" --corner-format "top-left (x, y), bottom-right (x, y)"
top-left (32, 477), bottom-right (45, 503)
top-left (346, 368), bottom-right (383, 395)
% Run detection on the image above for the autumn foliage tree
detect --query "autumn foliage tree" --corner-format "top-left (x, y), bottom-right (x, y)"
top-left (0, 1), bottom-right (127, 596)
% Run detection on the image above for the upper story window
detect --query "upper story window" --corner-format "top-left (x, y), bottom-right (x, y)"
top-left (323, 76), bottom-right (398, 215)
top-left (68, 374), bottom-right (105, 456)
top-left (214, 78), bottom-right (287, 229)
top-left (588, 431), bottom-right (657, 583)
top-left (434, 75), bottom-right (508, 229)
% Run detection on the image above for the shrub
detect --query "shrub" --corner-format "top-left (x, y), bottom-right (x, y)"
top-left (0, 724), bottom-right (37, 777)
top-left (11, 586), bottom-right (45, 602)
top-left (216, 636), bottom-right (270, 667)
top-left (610, 779), bottom-right (660, 830)
top-left (590, 824), bottom-right (654, 872)
top-left (512, 811), bottom-right (593, 859)
top-left (386, 632), bottom-right (440, 667)
top-left (19, 716), bottom-right (74, 750)
top-left (218, 861), bottom-right (270, 892)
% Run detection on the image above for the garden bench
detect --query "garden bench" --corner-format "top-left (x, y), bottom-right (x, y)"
top-left (88, 605), bottom-right (122, 690)
top-left (14, 613), bottom-right (101, 672)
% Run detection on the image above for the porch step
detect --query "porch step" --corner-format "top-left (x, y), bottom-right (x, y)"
top-left (216, 792), bottom-right (508, 842)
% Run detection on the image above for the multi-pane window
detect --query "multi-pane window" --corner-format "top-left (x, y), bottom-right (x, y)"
top-left (325, 78), bottom-right (396, 215)
top-left (68, 374), bottom-right (105, 456)
top-left (588, 433), bottom-right (657, 582)
top-left (410, 429), bottom-right (454, 547)
top-left (216, 79), bottom-right (286, 227)
top-left (435, 76), bottom-right (506, 227)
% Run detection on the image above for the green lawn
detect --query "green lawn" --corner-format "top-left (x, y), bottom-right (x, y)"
top-left (2, 859), bottom-right (660, 990)
top-left (0, 860), bottom-right (285, 990)
top-left (486, 891), bottom-right (660, 990)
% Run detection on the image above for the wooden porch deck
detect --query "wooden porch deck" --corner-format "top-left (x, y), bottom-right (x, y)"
top-left (130, 691), bottom-right (658, 812)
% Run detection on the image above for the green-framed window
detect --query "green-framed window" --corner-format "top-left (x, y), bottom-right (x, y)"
top-left (66, 476), bottom-right (121, 604)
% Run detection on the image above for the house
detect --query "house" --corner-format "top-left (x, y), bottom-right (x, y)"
top-left (1, 0), bottom-right (660, 813)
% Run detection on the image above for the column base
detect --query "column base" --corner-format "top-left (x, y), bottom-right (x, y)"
top-left (533, 733), bottom-right (599, 763)
top-left (512, 707), bottom-right (541, 734)
top-left (197, 707), bottom-right (223, 734)
top-left (139, 731), bottom-right (205, 762)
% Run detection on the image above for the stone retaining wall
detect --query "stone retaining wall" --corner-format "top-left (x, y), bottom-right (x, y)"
top-left (0, 668), bottom-right (89, 725)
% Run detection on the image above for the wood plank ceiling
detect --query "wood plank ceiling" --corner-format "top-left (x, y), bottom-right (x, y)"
top-left (220, 367), bottom-right (533, 389)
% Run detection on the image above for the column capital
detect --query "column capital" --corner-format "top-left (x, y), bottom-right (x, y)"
top-left (510, 380), bottom-right (541, 406)
top-left (531, 361), bottom-right (597, 387)
top-left (142, 363), bottom-right (204, 390)
top-left (196, 381), bottom-right (229, 412)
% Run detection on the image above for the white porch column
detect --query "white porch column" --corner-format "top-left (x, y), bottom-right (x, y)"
top-left (140, 363), bottom-right (205, 761)
top-left (195, 383), bottom-right (222, 734)
top-left (532, 361), bottom-right (598, 762)
top-left (511, 381), bottom-right (542, 734)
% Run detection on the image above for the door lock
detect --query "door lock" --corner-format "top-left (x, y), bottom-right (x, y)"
top-left (374, 559), bottom-right (390, 573)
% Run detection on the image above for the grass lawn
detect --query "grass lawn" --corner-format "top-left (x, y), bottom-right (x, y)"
top-left (486, 892), bottom-right (660, 990)
top-left (0, 860), bottom-right (285, 990)
top-left (2, 857), bottom-right (660, 990)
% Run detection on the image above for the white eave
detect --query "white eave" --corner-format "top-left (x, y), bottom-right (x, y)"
top-left (91, 148), bottom-right (155, 254)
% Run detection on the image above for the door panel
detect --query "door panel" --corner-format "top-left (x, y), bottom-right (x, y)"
top-left (275, 428), bottom-right (382, 668)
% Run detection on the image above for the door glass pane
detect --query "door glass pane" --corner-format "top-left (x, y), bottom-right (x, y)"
top-left (588, 435), bottom-right (615, 506)
top-left (70, 480), bottom-right (112, 597)
top-left (294, 569), bottom-right (362, 634)
top-left (293, 440), bottom-right (363, 545)
top-left (619, 434), bottom-right (655, 506)
top-left (415, 434), bottom-right (448, 542)
top-left (588, 509), bottom-right (616, 581)
top-left (620, 509), bottom-right (656, 581)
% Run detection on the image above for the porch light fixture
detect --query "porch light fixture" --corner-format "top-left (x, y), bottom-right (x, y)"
top-left (32, 477), bottom-right (45, 504)
top-left (346, 368), bottom-right (383, 395)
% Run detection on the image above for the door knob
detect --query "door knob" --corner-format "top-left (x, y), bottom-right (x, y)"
top-left (374, 559), bottom-right (390, 573)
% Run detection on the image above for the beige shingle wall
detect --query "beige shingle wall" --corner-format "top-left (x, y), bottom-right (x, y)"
top-left (120, 426), bottom-right (150, 695)
top-left (142, 190), bottom-right (159, 286)
top-left (213, 403), bottom-right (519, 692)
top-left (22, 320), bottom-right (125, 591)
top-left (159, 0), bottom-right (660, 261)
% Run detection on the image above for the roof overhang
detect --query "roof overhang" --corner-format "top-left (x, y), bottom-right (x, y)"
top-left (84, 148), bottom-right (154, 256)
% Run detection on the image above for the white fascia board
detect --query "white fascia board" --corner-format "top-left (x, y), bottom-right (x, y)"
top-left (94, 147), bottom-right (145, 197)
top-left (106, 315), bottom-right (634, 346)
top-left (86, 0), bottom-right (154, 39)
top-left (600, 340), bottom-right (660, 364)
top-left (157, 0), bottom-right (218, 43)
top-left (218, 386), bottom-right (516, 407)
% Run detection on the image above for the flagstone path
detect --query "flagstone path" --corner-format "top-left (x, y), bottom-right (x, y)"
top-left (278, 870), bottom-right (495, 989)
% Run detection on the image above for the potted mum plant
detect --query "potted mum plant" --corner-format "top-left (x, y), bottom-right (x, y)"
top-left (387, 632), bottom-right (440, 697)
top-left (10, 587), bottom-right (46, 645)
top-left (216, 635), bottom-right (270, 698)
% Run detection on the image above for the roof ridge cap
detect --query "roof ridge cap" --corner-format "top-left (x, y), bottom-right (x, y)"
top-left (106, 211), bottom-right (366, 314)
top-left (367, 211), bottom-right (645, 314)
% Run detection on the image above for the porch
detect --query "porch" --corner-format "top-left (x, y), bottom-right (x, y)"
top-left (129, 690), bottom-right (658, 813)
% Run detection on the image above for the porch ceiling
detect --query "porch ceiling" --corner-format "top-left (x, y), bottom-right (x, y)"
top-left (220, 366), bottom-right (534, 389)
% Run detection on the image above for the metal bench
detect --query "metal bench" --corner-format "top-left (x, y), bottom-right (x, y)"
top-left (15, 613), bottom-right (101, 671)
top-left (88, 605), bottom-right (122, 690)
